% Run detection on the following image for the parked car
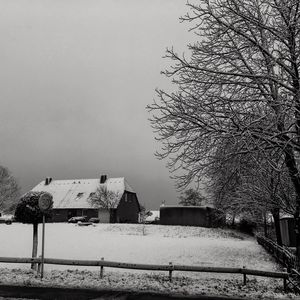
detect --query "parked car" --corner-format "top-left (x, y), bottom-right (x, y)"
top-left (145, 217), bottom-right (160, 224)
top-left (68, 216), bottom-right (88, 223)
top-left (77, 221), bottom-right (93, 226)
top-left (0, 214), bottom-right (14, 225)
top-left (89, 217), bottom-right (100, 223)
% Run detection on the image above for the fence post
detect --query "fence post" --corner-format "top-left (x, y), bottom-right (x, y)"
top-left (283, 268), bottom-right (287, 292)
top-left (169, 262), bottom-right (173, 282)
top-left (243, 266), bottom-right (247, 285)
top-left (100, 257), bottom-right (104, 279)
top-left (37, 255), bottom-right (42, 274)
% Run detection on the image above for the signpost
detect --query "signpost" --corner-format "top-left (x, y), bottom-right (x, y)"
top-left (38, 192), bottom-right (53, 279)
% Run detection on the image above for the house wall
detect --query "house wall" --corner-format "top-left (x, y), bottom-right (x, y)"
top-left (50, 192), bottom-right (140, 223)
top-left (160, 206), bottom-right (223, 227)
top-left (82, 209), bottom-right (98, 220)
top-left (116, 192), bottom-right (140, 223)
top-left (51, 209), bottom-right (69, 222)
top-left (98, 208), bottom-right (110, 223)
top-left (51, 208), bottom-right (98, 222)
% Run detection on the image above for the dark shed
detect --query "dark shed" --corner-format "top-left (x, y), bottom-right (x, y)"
top-left (280, 217), bottom-right (296, 247)
top-left (160, 205), bottom-right (224, 227)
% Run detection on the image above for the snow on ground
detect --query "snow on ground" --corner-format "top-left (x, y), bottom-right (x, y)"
top-left (0, 268), bottom-right (296, 299)
top-left (0, 223), bottom-right (278, 273)
top-left (0, 223), bottom-right (296, 298)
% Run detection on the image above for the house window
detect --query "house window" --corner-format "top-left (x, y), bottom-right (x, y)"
top-left (77, 193), bottom-right (84, 198)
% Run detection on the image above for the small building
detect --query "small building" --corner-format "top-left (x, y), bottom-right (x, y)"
top-left (160, 205), bottom-right (224, 227)
top-left (280, 216), bottom-right (296, 247)
top-left (31, 175), bottom-right (140, 223)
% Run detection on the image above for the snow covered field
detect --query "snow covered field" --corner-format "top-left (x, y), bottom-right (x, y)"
top-left (0, 223), bottom-right (277, 272)
top-left (0, 223), bottom-right (294, 298)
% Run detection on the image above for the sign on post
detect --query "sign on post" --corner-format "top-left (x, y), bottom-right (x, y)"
top-left (38, 192), bottom-right (53, 212)
top-left (38, 192), bottom-right (53, 279)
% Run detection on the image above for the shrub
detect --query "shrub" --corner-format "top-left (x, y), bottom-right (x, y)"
top-left (238, 219), bottom-right (257, 235)
top-left (14, 191), bottom-right (53, 269)
top-left (15, 191), bottom-right (52, 224)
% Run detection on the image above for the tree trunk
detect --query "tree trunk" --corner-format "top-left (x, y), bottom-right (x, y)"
top-left (31, 223), bottom-right (38, 270)
top-left (294, 206), bottom-right (300, 262)
top-left (263, 212), bottom-right (268, 238)
top-left (231, 214), bottom-right (235, 227)
top-left (271, 208), bottom-right (282, 246)
top-left (284, 147), bottom-right (300, 257)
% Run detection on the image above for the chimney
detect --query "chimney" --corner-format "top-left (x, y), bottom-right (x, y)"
top-left (45, 177), bottom-right (53, 185)
top-left (100, 175), bottom-right (107, 184)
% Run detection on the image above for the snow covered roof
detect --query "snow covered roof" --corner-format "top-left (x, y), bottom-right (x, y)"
top-left (160, 205), bottom-right (214, 209)
top-left (31, 177), bottom-right (135, 209)
top-left (280, 213), bottom-right (294, 219)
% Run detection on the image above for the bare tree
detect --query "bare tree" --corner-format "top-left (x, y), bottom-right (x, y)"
top-left (89, 185), bottom-right (120, 210)
top-left (138, 204), bottom-right (153, 235)
top-left (139, 204), bottom-right (152, 222)
top-left (209, 142), bottom-right (295, 243)
top-left (0, 165), bottom-right (20, 213)
top-left (210, 140), bottom-right (295, 211)
top-left (148, 0), bottom-right (300, 254)
top-left (179, 188), bottom-right (205, 206)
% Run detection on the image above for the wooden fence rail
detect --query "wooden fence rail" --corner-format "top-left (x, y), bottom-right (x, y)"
top-left (257, 235), bottom-right (299, 270)
top-left (0, 256), bottom-right (288, 289)
top-left (256, 234), bottom-right (300, 292)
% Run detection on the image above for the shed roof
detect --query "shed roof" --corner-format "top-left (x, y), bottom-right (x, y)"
top-left (31, 177), bottom-right (135, 209)
top-left (160, 205), bottom-right (214, 209)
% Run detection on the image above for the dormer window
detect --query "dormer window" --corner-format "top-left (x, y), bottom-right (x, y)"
top-left (77, 193), bottom-right (84, 198)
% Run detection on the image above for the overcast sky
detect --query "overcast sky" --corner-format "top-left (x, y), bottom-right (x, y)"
top-left (0, 0), bottom-right (192, 210)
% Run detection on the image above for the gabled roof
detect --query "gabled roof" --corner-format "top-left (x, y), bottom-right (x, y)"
top-left (31, 177), bottom-right (135, 209)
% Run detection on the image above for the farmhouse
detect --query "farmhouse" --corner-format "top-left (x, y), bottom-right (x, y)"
top-left (160, 205), bottom-right (224, 227)
top-left (31, 175), bottom-right (140, 223)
